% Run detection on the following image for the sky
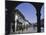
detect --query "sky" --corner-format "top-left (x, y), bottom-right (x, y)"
top-left (16, 3), bottom-right (44, 23)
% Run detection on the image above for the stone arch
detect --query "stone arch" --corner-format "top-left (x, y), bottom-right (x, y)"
top-left (5, 1), bottom-right (44, 34)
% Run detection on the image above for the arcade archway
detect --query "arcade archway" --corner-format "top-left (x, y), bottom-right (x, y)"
top-left (6, 1), bottom-right (44, 35)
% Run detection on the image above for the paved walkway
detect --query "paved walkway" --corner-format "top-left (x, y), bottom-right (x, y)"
top-left (9, 27), bottom-right (44, 35)
top-left (10, 27), bottom-right (37, 35)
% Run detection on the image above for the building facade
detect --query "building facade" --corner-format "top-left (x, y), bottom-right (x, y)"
top-left (10, 9), bottom-right (29, 33)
